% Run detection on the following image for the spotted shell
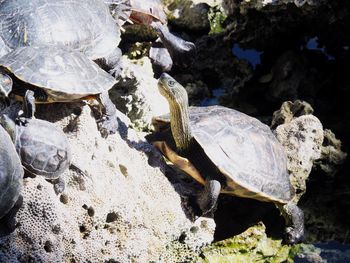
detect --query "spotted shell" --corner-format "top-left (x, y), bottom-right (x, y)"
top-left (15, 118), bottom-right (71, 179)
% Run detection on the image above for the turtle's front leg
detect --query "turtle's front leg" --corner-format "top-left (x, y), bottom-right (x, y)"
top-left (96, 91), bottom-right (119, 138)
top-left (277, 202), bottom-right (304, 244)
top-left (197, 179), bottom-right (221, 216)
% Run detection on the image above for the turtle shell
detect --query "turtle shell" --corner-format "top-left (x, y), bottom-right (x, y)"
top-left (0, 45), bottom-right (117, 101)
top-left (15, 118), bottom-right (71, 179)
top-left (152, 105), bottom-right (293, 204)
top-left (0, 125), bottom-right (23, 218)
top-left (0, 0), bottom-right (120, 60)
top-left (130, 0), bottom-right (167, 24)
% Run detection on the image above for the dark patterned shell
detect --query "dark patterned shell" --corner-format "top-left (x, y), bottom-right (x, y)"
top-left (15, 118), bottom-right (71, 179)
top-left (130, 0), bottom-right (167, 24)
top-left (0, 0), bottom-right (120, 60)
top-left (0, 125), bottom-right (23, 218)
top-left (155, 106), bottom-right (293, 203)
top-left (0, 45), bottom-right (117, 101)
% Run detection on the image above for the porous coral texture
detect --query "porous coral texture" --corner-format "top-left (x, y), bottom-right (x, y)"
top-left (0, 103), bottom-right (214, 262)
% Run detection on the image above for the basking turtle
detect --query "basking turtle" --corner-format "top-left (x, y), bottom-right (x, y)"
top-left (148, 73), bottom-right (304, 244)
top-left (108, 0), bottom-right (196, 70)
top-left (0, 45), bottom-right (121, 137)
top-left (1, 90), bottom-right (71, 193)
top-left (0, 0), bottom-right (123, 76)
top-left (0, 123), bottom-right (23, 220)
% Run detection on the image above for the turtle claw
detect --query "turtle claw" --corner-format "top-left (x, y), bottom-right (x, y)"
top-left (97, 115), bottom-right (119, 138)
top-left (197, 179), bottom-right (221, 216)
top-left (285, 226), bottom-right (304, 244)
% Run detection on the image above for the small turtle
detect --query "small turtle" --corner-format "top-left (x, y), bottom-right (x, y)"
top-left (0, 122), bottom-right (23, 220)
top-left (0, 0), bottom-right (123, 76)
top-left (0, 45), bottom-right (122, 137)
top-left (1, 90), bottom-right (71, 194)
top-left (108, 0), bottom-right (196, 70)
top-left (148, 73), bottom-right (304, 244)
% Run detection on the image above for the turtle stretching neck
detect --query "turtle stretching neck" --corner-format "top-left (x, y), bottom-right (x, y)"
top-left (169, 99), bottom-right (192, 152)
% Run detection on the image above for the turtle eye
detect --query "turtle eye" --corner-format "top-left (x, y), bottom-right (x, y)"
top-left (168, 80), bottom-right (175, 86)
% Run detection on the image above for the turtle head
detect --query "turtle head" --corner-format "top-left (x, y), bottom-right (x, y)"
top-left (158, 73), bottom-right (192, 151)
top-left (0, 71), bottom-right (13, 98)
top-left (0, 114), bottom-right (16, 142)
top-left (158, 73), bottom-right (188, 107)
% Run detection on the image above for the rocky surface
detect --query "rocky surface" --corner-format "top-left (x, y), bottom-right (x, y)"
top-left (275, 114), bottom-right (323, 202)
top-left (110, 56), bottom-right (169, 131)
top-left (197, 223), bottom-right (292, 262)
top-left (315, 129), bottom-right (347, 177)
top-left (0, 102), bottom-right (215, 262)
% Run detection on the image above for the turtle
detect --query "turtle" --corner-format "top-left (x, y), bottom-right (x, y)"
top-left (0, 90), bottom-right (71, 194)
top-left (0, 0), bottom-right (123, 77)
top-left (0, 121), bottom-right (23, 221)
top-left (108, 0), bottom-right (196, 71)
top-left (148, 73), bottom-right (305, 244)
top-left (0, 45), bottom-right (122, 137)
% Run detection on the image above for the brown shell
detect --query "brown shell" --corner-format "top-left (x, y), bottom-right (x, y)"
top-left (130, 0), bottom-right (167, 24)
top-left (152, 105), bottom-right (293, 204)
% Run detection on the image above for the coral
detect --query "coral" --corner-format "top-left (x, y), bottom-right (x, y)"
top-left (314, 129), bottom-right (347, 176)
top-left (275, 115), bottom-right (323, 202)
top-left (271, 100), bottom-right (314, 129)
top-left (196, 223), bottom-right (292, 262)
top-left (0, 103), bottom-right (215, 262)
top-left (110, 56), bottom-right (169, 131)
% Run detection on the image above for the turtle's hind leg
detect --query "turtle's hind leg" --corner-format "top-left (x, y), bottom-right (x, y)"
top-left (95, 91), bottom-right (119, 138)
top-left (197, 179), bottom-right (221, 216)
top-left (99, 48), bottom-right (123, 78)
top-left (277, 202), bottom-right (304, 244)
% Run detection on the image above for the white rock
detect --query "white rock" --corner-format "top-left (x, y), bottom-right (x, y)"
top-left (275, 115), bottom-right (324, 202)
top-left (0, 103), bottom-right (214, 262)
top-left (111, 57), bottom-right (169, 131)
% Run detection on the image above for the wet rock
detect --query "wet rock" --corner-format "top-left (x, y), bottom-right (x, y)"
top-left (184, 81), bottom-right (211, 105)
top-left (197, 223), bottom-right (292, 262)
top-left (0, 103), bottom-right (215, 262)
top-left (268, 51), bottom-right (306, 99)
top-left (271, 100), bottom-right (314, 129)
top-left (223, 0), bottom-right (322, 16)
top-left (167, 0), bottom-right (211, 32)
top-left (110, 56), bottom-right (169, 131)
top-left (290, 244), bottom-right (324, 263)
top-left (314, 129), bottom-right (347, 177)
top-left (275, 115), bottom-right (323, 202)
top-left (291, 242), bottom-right (350, 263)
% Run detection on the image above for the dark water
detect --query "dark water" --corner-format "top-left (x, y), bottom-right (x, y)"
top-left (231, 43), bottom-right (263, 69)
top-left (304, 37), bottom-right (335, 60)
top-left (200, 88), bottom-right (225, 106)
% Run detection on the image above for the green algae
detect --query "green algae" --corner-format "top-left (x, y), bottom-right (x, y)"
top-left (195, 223), bottom-right (294, 263)
top-left (208, 6), bottom-right (227, 34)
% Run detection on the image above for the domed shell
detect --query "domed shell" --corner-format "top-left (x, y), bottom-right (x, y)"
top-left (0, 45), bottom-right (117, 101)
top-left (0, 125), bottom-right (23, 218)
top-left (154, 105), bottom-right (293, 204)
top-left (15, 118), bottom-right (71, 179)
top-left (0, 0), bottom-right (120, 60)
